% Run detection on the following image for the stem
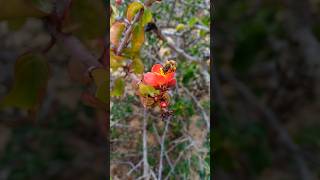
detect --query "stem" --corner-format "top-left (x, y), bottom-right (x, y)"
top-left (116, 9), bottom-right (144, 55)
top-left (164, 144), bottom-right (193, 180)
top-left (144, 0), bottom-right (159, 7)
top-left (142, 108), bottom-right (150, 179)
top-left (181, 85), bottom-right (210, 131)
top-left (158, 117), bottom-right (170, 180)
top-left (152, 123), bottom-right (173, 169)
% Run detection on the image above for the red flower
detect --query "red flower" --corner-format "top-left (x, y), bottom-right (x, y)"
top-left (143, 64), bottom-right (176, 88)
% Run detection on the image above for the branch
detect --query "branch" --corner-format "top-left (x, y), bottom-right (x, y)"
top-left (164, 144), bottom-right (193, 180)
top-left (142, 108), bottom-right (150, 179)
top-left (127, 160), bottom-right (143, 176)
top-left (220, 70), bottom-right (315, 180)
top-left (158, 117), bottom-right (170, 180)
top-left (152, 25), bottom-right (210, 87)
top-left (144, 0), bottom-right (160, 7)
top-left (181, 85), bottom-right (210, 131)
top-left (152, 123), bottom-right (173, 169)
top-left (116, 9), bottom-right (144, 55)
top-left (116, 0), bottom-right (160, 55)
top-left (154, 27), bottom-right (198, 62)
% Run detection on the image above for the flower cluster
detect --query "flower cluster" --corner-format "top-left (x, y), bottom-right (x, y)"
top-left (143, 62), bottom-right (176, 89)
top-left (138, 60), bottom-right (177, 110)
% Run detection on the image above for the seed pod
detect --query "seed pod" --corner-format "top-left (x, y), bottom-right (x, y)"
top-left (140, 96), bottom-right (155, 108)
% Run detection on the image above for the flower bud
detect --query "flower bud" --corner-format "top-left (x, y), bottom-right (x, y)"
top-left (160, 101), bottom-right (168, 108)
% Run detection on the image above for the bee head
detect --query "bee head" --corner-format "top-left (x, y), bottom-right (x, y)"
top-left (162, 60), bottom-right (177, 74)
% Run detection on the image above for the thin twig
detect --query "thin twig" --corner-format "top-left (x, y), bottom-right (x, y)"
top-left (116, 9), bottom-right (144, 55)
top-left (154, 28), bottom-right (199, 62)
top-left (115, 0), bottom-right (161, 55)
top-left (142, 108), bottom-right (150, 179)
top-left (166, 0), bottom-right (177, 26)
top-left (152, 123), bottom-right (174, 169)
top-left (144, 0), bottom-right (160, 7)
top-left (181, 85), bottom-right (210, 131)
top-left (150, 169), bottom-right (158, 180)
top-left (166, 137), bottom-right (189, 154)
top-left (127, 160), bottom-right (143, 176)
top-left (158, 117), bottom-right (170, 180)
top-left (164, 144), bottom-right (193, 180)
top-left (152, 25), bottom-right (210, 87)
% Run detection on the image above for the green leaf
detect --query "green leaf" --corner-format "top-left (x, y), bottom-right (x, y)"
top-left (199, 29), bottom-right (207, 37)
top-left (122, 48), bottom-right (139, 58)
top-left (111, 78), bottom-right (125, 97)
top-left (131, 57), bottom-right (144, 74)
top-left (91, 68), bottom-right (108, 103)
top-left (1, 53), bottom-right (49, 109)
top-left (139, 83), bottom-right (159, 97)
top-left (110, 51), bottom-right (125, 70)
top-left (129, 8), bottom-right (151, 52)
top-left (0, 0), bottom-right (47, 20)
top-left (188, 17), bottom-right (198, 27)
top-left (131, 22), bottom-right (145, 53)
top-left (141, 8), bottom-right (153, 27)
top-left (126, 1), bottom-right (144, 22)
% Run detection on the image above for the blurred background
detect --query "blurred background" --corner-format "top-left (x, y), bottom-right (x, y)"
top-left (0, 0), bottom-right (106, 179)
top-left (110, 0), bottom-right (210, 179)
top-left (214, 0), bottom-right (320, 179)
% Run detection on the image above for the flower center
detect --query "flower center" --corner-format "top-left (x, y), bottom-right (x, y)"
top-left (159, 68), bottom-right (165, 76)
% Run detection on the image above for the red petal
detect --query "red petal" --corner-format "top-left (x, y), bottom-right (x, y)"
top-left (154, 73), bottom-right (166, 86)
top-left (167, 79), bottom-right (176, 87)
top-left (151, 64), bottom-right (163, 73)
top-left (164, 72), bottom-right (175, 80)
top-left (143, 72), bottom-right (159, 87)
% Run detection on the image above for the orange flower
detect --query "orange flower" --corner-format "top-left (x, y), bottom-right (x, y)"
top-left (143, 64), bottom-right (176, 88)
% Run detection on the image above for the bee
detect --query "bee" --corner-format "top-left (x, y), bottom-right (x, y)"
top-left (162, 60), bottom-right (177, 74)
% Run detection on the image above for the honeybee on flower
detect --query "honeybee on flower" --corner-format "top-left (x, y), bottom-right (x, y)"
top-left (138, 60), bottom-right (177, 110)
top-left (143, 60), bottom-right (177, 89)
